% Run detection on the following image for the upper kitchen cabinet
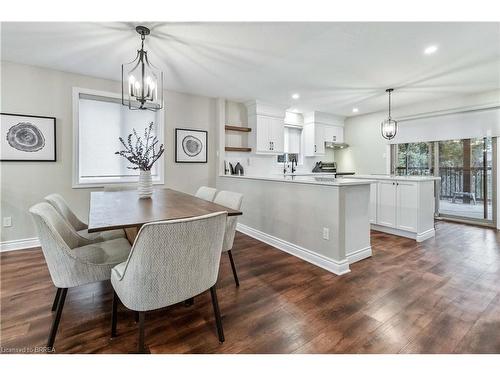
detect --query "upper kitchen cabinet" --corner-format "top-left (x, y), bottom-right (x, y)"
top-left (246, 101), bottom-right (286, 154)
top-left (324, 125), bottom-right (344, 143)
top-left (303, 111), bottom-right (345, 156)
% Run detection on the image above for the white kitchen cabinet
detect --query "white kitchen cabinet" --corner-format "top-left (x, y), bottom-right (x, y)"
top-left (324, 125), bottom-right (344, 143)
top-left (349, 175), bottom-right (438, 242)
top-left (377, 181), bottom-right (397, 227)
top-left (303, 123), bottom-right (325, 156)
top-left (377, 180), bottom-right (418, 231)
top-left (255, 115), bottom-right (284, 154)
top-left (396, 181), bottom-right (418, 232)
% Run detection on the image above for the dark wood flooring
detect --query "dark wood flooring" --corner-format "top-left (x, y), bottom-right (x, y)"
top-left (1, 221), bottom-right (500, 353)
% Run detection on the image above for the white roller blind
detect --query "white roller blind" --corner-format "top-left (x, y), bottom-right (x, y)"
top-left (390, 107), bottom-right (500, 144)
top-left (77, 93), bottom-right (161, 184)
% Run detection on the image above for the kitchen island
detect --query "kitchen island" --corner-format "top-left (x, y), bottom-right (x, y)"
top-left (341, 174), bottom-right (440, 242)
top-left (216, 174), bottom-right (374, 275)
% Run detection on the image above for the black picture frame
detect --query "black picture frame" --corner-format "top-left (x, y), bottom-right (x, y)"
top-left (1, 112), bottom-right (57, 162)
top-left (175, 128), bottom-right (208, 163)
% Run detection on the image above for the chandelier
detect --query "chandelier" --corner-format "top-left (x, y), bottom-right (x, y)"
top-left (122, 26), bottom-right (163, 111)
top-left (381, 88), bottom-right (397, 140)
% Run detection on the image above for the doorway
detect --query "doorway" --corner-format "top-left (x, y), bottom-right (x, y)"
top-left (393, 137), bottom-right (496, 226)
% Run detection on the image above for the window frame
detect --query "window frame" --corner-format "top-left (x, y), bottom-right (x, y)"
top-left (72, 87), bottom-right (165, 189)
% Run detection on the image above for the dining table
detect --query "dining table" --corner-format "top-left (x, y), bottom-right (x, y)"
top-left (88, 188), bottom-right (242, 243)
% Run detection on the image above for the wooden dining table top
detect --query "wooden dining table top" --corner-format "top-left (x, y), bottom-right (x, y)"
top-left (87, 188), bottom-right (242, 233)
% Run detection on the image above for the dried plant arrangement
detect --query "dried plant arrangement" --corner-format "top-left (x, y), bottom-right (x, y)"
top-left (115, 122), bottom-right (164, 171)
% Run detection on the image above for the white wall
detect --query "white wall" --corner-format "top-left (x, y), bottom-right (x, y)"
top-left (335, 89), bottom-right (500, 175)
top-left (0, 61), bottom-right (217, 244)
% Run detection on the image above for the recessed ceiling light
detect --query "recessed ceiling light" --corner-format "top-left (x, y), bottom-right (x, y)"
top-left (424, 45), bottom-right (438, 55)
top-left (291, 93), bottom-right (300, 100)
top-left (352, 108), bottom-right (359, 113)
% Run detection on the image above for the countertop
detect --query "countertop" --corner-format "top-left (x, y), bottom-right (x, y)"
top-left (218, 174), bottom-right (374, 186)
top-left (281, 172), bottom-right (440, 182)
top-left (342, 174), bottom-right (440, 182)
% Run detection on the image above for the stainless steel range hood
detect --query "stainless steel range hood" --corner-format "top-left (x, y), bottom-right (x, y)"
top-left (325, 142), bottom-right (349, 149)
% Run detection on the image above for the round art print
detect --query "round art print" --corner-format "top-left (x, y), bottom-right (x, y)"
top-left (181, 135), bottom-right (203, 157)
top-left (6, 122), bottom-right (46, 152)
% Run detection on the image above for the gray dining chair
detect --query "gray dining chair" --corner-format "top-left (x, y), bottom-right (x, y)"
top-left (110, 211), bottom-right (227, 353)
top-left (44, 193), bottom-right (125, 242)
top-left (213, 190), bottom-right (244, 287)
top-left (195, 186), bottom-right (218, 202)
top-left (29, 202), bottom-right (132, 349)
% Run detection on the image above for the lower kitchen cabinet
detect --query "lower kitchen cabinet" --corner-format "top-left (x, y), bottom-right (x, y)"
top-left (355, 176), bottom-right (439, 242)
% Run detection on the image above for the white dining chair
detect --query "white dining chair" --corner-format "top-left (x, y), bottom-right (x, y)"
top-left (29, 202), bottom-right (132, 349)
top-left (195, 186), bottom-right (218, 202)
top-left (110, 212), bottom-right (227, 353)
top-left (213, 190), bottom-right (244, 287)
top-left (45, 193), bottom-right (125, 243)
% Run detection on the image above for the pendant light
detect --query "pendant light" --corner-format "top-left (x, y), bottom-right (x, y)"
top-left (122, 26), bottom-right (163, 111)
top-left (381, 88), bottom-right (397, 140)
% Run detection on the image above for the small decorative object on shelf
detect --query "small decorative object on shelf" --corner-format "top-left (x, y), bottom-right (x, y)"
top-left (234, 162), bottom-right (244, 175)
top-left (115, 122), bottom-right (164, 199)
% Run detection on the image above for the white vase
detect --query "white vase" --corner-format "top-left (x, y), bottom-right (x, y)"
top-left (138, 170), bottom-right (153, 199)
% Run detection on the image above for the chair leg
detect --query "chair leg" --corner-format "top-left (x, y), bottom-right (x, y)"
top-left (111, 292), bottom-right (118, 338)
top-left (47, 288), bottom-right (68, 349)
top-left (210, 286), bottom-right (225, 343)
top-left (227, 250), bottom-right (240, 287)
top-left (51, 288), bottom-right (62, 312)
top-left (138, 312), bottom-right (146, 353)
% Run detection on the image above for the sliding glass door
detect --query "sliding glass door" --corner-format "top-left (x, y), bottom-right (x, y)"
top-left (438, 137), bottom-right (493, 222)
top-left (393, 137), bottom-right (496, 225)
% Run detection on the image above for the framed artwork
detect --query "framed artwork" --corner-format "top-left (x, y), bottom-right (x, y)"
top-left (1, 113), bottom-right (56, 161)
top-left (175, 128), bottom-right (208, 163)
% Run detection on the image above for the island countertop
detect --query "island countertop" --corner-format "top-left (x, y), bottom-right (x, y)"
top-left (218, 174), bottom-right (374, 186)
top-left (281, 173), bottom-right (440, 182)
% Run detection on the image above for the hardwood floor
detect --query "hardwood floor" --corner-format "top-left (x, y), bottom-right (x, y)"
top-left (1, 221), bottom-right (500, 353)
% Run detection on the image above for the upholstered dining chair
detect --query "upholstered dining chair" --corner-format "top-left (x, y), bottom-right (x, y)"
top-left (110, 212), bottom-right (227, 353)
top-left (44, 193), bottom-right (125, 243)
top-left (195, 186), bottom-right (218, 201)
top-left (213, 190), bottom-right (244, 287)
top-left (29, 202), bottom-right (132, 349)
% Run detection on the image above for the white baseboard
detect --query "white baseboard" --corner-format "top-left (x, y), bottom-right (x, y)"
top-left (236, 223), bottom-right (351, 275)
top-left (0, 237), bottom-right (40, 252)
top-left (416, 228), bottom-right (435, 242)
top-left (346, 246), bottom-right (372, 264)
top-left (371, 224), bottom-right (435, 243)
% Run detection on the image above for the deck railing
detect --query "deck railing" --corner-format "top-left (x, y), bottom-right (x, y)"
top-left (395, 166), bottom-right (492, 201)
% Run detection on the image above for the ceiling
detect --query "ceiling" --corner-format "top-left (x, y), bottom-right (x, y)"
top-left (1, 22), bottom-right (499, 116)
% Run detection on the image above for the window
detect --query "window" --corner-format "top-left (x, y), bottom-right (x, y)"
top-left (393, 142), bottom-right (434, 175)
top-left (277, 126), bottom-right (302, 164)
top-left (73, 88), bottom-right (164, 187)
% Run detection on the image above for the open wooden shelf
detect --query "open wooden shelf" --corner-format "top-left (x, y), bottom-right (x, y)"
top-left (225, 125), bottom-right (252, 132)
top-left (225, 147), bottom-right (252, 152)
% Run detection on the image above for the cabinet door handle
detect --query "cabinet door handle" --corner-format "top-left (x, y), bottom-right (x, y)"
top-left (314, 145), bottom-right (317, 152)
top-left (333, 136), bottom-right (336, 141)
top-left (271, 141), bottom-right (274, 150)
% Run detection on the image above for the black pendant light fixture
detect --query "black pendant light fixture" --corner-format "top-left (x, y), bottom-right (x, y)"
top-left (381, 88), bottom-right (397, 140)
top-left (122, 26), bottom-right (163, 111)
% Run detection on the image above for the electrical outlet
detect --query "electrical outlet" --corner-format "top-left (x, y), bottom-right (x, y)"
top-left (3, 217), bottom-right (12, 227)
top-left (322, 227), bottom-right (329, 240)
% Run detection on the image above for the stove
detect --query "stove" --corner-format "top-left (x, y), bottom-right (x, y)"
top-left (312, 161), bottom-right (355, 176)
